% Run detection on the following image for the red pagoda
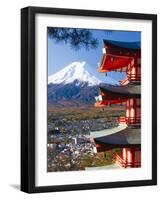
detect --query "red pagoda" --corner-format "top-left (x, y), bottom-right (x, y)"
top-left (91, 40), bottom-right (141, 168)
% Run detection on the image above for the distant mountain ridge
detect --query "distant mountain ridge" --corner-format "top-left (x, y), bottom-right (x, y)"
top-left (48, 61), bottom-right (118, 106)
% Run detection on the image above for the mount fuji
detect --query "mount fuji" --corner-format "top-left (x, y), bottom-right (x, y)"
top-left (48, 61), bottom-right (118, 106)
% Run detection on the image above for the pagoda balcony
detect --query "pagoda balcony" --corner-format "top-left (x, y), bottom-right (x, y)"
top-left (126, 117), bottom-right (141, 125)
top-left (95, 100), bottom-right (126, 107)
top-left (114, 153), bottom-right (141, 168)
top-left (127, 73), bottom-right (141, 82)
top-left (95, 101), bottom-right (107, 107)
top-left (117, 117), bottom-right (141, 126)
top-left (120, 73), bottom-right (141, 86)
top-left (94, 95), bottom-right (127, 107)
top-left (119, 77), bottom-right (129, 86)
top-left (94, 95), bottom-right (108, 107)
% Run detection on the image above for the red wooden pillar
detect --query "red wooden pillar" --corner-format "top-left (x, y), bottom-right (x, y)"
top-left (126, 98), bottom-right (135, 124)
top-left (122, 148), bottom-right (134, 167)
top-left (128, 148), bottom-right (134, 167)
top-left (126, 98), bottom-right (141, 125)
top-left (122, 148), bottom-right (127, 167)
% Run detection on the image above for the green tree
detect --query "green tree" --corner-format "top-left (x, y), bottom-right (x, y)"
top-left (48, 28), bottom-right (98, 50)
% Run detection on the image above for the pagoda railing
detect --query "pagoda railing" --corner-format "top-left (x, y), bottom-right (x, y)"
top-left (120, 77), bottom-right (129, 85)
top-left (120, 73), bottom-right (141, 85)
top-left (95, 100), bottom-right (126, 107)
top-left (126, 117), bottom-right (141, 125)
top-left (118, 117), bottom-right (141, 125)
top-left (127, 73), bottom-right (141, 82)
top-left (114, 153), bottom-right (141, 168)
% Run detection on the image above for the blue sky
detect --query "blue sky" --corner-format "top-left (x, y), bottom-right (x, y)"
top-left (48, 29), bottom-right (141, 81)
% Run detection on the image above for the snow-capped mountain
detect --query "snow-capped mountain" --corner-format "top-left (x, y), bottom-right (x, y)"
top-left (48, 61), bottom-right (118, 106)
top-left (48, 61), bottom-right (118, 86)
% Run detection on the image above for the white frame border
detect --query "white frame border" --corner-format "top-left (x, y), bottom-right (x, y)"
top-left (35, 13), bottom-right (152, 187)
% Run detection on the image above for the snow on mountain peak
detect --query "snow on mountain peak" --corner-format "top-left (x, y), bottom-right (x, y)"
top-left (48, 61), bottom-right (118, 86)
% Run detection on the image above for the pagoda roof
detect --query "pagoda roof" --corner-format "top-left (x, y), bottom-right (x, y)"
top-left (98, 53), bottom-right (134, 73)
top-left (98, 40), bottom-right (141, 73)
top-left (91, 124), bottom-right (141, 147)
top-left (100, 83), bottom-right (141, 98)
top-left (91, 124), bottom-right (127, 138)
top-left (103, 40), bottom-right (141, 50)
